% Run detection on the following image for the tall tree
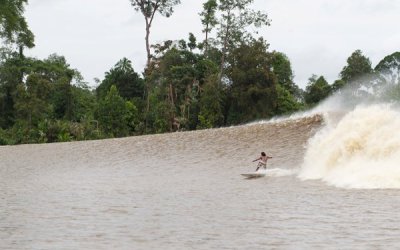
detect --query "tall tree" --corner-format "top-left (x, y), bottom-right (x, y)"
top-left (96, 58), bottom-right (144, 100)
top-left (374, 51), bottom-right (400, 85)
top-left (373, 52), bottom-right (400, 101)
top-left (216, 0), bottom-right (271, 83)
top-left (304, 75), bottom-right (331, 106)
top-left (226, 38), bottom-right (277, 124)
top-left (129, 0), bottom-right (181, 68)
top-left (198, 75), bottom-right (224, 129)
top-left (0, 49), bottom-right (20, 128)
top-left (199, 0), bottom-right (218, 55)
top-left (0, 0), bottom-right (35, 55)
top-left (340, 49), bottom-right (373, 83)
top-left (270, 51), bottom-right (302, 100)
top-left (129, 0), bottom-right (181, 131)
top-left (14, 73), bottom-right (52, 129)
top-left (96, 85), bottom-right (137, 137)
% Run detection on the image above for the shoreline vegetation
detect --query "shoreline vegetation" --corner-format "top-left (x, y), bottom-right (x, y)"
top-left (1, 0), bottom-right (399, 145)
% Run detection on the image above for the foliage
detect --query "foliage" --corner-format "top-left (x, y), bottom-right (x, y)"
top-left (96, 58), bottom-right (145, 100)
top-left (331, 79), bottom-right (345, 93)
top-left (304, 75), bottom-right (331, 106)
top-left (373, 52), bottom-right (400, 101)
top-left (375, 52), bottom-right (400, 73)
top-left (200, 0), bottom-right (218, 55)
top-left (198, 75), bottom-right (224, 129)
top-left (129, 0), bottom-right (181, 67)
top-left (270, 51), bottom-right (303, 113)
top-left (275, 84), bottom-right (303, 115)
top-left (146, 39), bottom-right (219, 132)
top-left (215, 0), bottom-right (271, 82)
top-left (13, 73), bottom-right (52, 128)
top-left (0, 0), bottom-right (34, 49)
top-left (340, 49), bottom-right (373, 84)
top-left (374, 51), bottom-right (400, 85)
top-left (226, 38), bottom-right (277, 124)
top-left (96, 85), bottom-right (137, 137)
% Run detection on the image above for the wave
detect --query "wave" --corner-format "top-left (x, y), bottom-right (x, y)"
top-left (299, 104), bottom-right (400, 189)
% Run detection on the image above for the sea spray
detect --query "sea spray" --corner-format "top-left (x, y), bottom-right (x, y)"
top-left (299, 104), bottom-right (400, 189)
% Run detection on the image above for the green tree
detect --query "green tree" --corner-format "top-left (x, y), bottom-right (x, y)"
top-left (198, 75), bottom-right (224, 128)
top-left (331, 79), bottom-right (345, 92)
top-left (340, 49), bottom-right (373, 83)
top-left (226, 38), bottom-right (277, 124)
top-left (270, 51), bottom-right (303, 113)
top-left (38, 54), bottom-right (79, 120)
top-left (96, 85), bottom-right (137, 137)
top-left (13, 73), bottom-right (52, 129)
top-left (270, 51), bottom-right (302, 97)
top-left (275, 84), bottom-right (303, 115)
top-left (129, 0), bottom-right (181, 67)
top-left (199, 0), bottom-right (218, 55)
top-left (0, 52), bottom-right (87, 131)
top-left (70, 83), bottom-right (97, 122)
top-left (28, 54), bottom-right (83, 121)
top-left (0, 0), bottom-right (35, 55)
top-left (0, 53), bottom-right (21, 128)
top-left (187, 33), bottom-right (197, 51)
top-left (374, 51), bottom-right (400, 85)
top-left (216, 0), bottom-right (271, 83)
top-left (373, 52), bottom-right (400, 101)
top-left (96, 58), bottom-right (145, 100)
top-left (146, 39), bottom-right (219, 131)
top-left (304, 75), bottom-right (331, 106)
top-left (129, 0), bottom-right (181, 129)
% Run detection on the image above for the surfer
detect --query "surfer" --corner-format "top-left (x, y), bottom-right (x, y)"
top-left (253, 152), bottom-right (272, 171)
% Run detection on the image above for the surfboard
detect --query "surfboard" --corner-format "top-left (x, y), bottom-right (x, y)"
top-left (241, 172), bottom-right (266, 178)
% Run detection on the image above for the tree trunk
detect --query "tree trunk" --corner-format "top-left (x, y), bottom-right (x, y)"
top-left (145, 21), bottom-right (151, 67)
top-left (205, 23), bottom-right (209, 56)
top-left (169, 83), bottom-right (175, 131)
top-left (218, 10), bottom-right (231, 85)
top-left (144, 18), bottom-right (151, 132)
top-left (218, 24), bottom-right (230, 85)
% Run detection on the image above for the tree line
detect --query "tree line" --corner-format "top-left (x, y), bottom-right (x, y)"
top-left (0, 0), bottom-right (399, 145)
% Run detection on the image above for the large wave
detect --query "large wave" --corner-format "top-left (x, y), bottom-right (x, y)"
top-left (299, 72), bottom-right (400, 189)
top-left (299, 104), bottom-right (400, 189)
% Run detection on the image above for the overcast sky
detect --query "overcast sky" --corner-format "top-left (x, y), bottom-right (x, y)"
top-left (24, 0), bottom-right (400, 88)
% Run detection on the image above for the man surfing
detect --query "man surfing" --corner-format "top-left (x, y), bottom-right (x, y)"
top-left (253, 152), bottom-right (272, 171)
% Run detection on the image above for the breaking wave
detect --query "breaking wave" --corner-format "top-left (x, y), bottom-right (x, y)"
top-left (299, 72), bottom-right (400, 189)
top-left (299, 104), bottom-right (400, 189)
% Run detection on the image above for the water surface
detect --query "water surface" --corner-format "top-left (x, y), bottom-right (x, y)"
top-left (2, 115), bottom-right (400, 249)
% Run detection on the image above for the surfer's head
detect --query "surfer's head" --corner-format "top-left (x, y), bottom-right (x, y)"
top-left (261, 152), bottom-right (266, 156)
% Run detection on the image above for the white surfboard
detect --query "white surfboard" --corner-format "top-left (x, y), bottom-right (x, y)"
top-left (241, 172), bottom-right (266, 178)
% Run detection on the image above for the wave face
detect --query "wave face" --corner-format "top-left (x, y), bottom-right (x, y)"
top-left (299, 104), bottom-right (400, 189)
top-left (0, 114), bottom-right (322, 180)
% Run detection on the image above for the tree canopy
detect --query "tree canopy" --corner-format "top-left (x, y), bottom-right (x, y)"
top-left (340, 49), bottom-right (373, 83)
top-left (0, 0), bottom-right (34, 51)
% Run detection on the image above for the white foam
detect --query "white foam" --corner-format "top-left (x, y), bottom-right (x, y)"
top-left (267, 168), bottom-right (297, 177)
top-left (299, 104), bottom-right (400, 189)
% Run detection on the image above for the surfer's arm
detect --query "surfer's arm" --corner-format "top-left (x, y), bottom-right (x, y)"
top-left (252, 157), bottom-right (261, 162)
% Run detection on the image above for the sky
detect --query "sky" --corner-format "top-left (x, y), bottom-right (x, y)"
top-left (24, 0), bottom-right (400, 89)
